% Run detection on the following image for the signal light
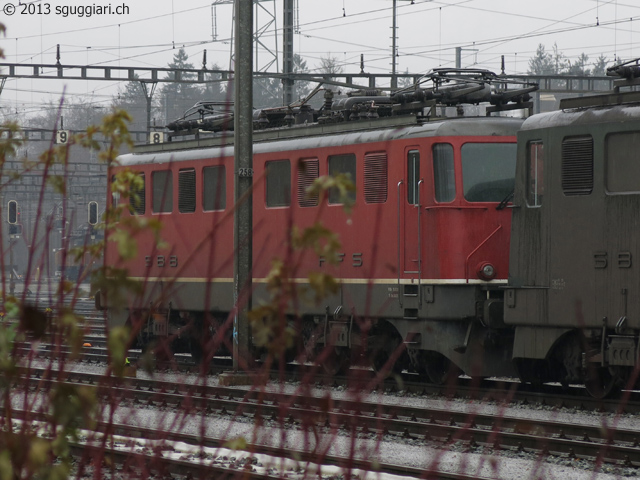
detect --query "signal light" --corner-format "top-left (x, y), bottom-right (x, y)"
top-left (88, 201), bottom-right (99, 225)
top-left (7, 200), bottom-right (17, 224)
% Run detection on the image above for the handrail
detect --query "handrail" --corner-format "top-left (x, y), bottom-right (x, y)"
top-left (397, 180), bottom-right (404, 308)
top-left (416, 179), bottom-right (424, 306)
top-left (464, 224), bottom-right (502, 283)
top-left (424, 205), bottom-right (489, 211)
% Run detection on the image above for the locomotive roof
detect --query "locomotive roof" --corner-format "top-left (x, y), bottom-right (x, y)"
top-left (120, 116), bottom-right (523, 166)
top-left (521, 98), bottom-right (640, 132)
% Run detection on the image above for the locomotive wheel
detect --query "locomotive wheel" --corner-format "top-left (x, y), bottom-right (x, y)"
top-left (300, 320), bottom-right (319, 364)
top-left (370, 334), bottom-right (403, 376)
top-left (584, 366), bottom-right (621, 399)
top-left (425, 353), bottom-right (461, 385)
top-left (515, 359), bottom-right (547, 389)
top-left (189, 317), bottom-right (212, 365)
top-left (190, 338), bottom-right (205, 364)
top-left (319, 346), bottom-right (349, 376)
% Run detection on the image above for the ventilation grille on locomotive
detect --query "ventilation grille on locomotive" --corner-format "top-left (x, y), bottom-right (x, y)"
top-left (178, 169), bottom-right (196, 213)
top-left (364, 152), bottom-right (388, 203)
top-left (561, 136), bottom-right (593, 196)
top-left (298, 159), bottom-right (319, 207)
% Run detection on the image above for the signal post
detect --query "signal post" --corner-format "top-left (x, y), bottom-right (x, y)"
top-left (7, 200), bottom-right (18, 295)
top-left (222, 0), bottom-right (254, 384)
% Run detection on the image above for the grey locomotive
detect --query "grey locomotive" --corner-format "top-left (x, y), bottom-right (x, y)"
top-left (507, 60), bottom-right (640, 398)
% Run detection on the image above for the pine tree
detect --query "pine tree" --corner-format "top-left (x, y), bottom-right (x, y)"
top-left (203, 62), bottom-right (231, 104)
top-left (592, 54), bottom-right (609, 76)
top-left (253, 76), bottom-right (282, 109)
top-left (113, 80), bottom-right (156, 132)
top-left (292, 54), bottom-right (311, 101)
top-left (567, 53), bottom-right (591, 76)
top-left (159, 48), bottom-right (205, 125)
top-left (528, 44), bottom-right (555, 75)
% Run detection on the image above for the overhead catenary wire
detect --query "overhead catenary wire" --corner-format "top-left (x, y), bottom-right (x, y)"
top-left (2, 0), bottom-right (638, 116)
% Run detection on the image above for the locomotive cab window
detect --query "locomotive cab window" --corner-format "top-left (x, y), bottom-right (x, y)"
top-left (433, 143), bottom-right (455, 202)
top-left (152, 170), bottom-right (173, 213)
top-left (203, 165), bottom-right (226, 211)
top-left (266, 160), bottom-right (291, 207)
top-left (606, 132), bottom-right (640, 193)
top-left (461, 143), bottom-right (516, 202)
top-left (527, 141), bottom-right (544, 207)
top-left (129, 173), bottom-right (145, 215)
top-left (178, 169), bottom-right (196, 213)
top-left (328, 154), bottom-right (356, 204)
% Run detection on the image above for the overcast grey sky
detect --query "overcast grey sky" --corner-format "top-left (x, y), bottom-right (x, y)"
top-left (0, 0), bottom-right (638, 116)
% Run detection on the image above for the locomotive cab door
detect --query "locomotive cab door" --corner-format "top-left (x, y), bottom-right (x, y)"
top-left (399, 147), bottom-right (424, 278)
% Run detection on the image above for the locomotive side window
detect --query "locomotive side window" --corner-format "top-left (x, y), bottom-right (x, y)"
top-left (461, 143), bottom-right (516, 202)
top-left (266, 160), bottom-right (291, 207)
top-left (298, 158), bottom-right (319, 207)
top-left (433, 143), bottom-right (455, 202)
top-left (407, 150), bottom-right (420, 205)
top-left (606, 132), bottom-right (640, 193)
top-left (364, 152), bottom-right (388, 204)
top-left (203, 165), bottom-right (226, 211)
top-left (129, 173), bottom-right (145, 215)
top-left (527, 141), bottom-right (544, 206)
top-left (178, 169), bottom-right (196, 213)
top-left (561, 136), bottom-right (593, 196)
top-left (152, 170), bottom-right (173, 213)
top-left (328, 154), bottom-right (356, 204)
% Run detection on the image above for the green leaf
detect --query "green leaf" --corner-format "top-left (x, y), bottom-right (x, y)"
top-left (110, 229), bottom-right (138, 260)
top-left (223, 437), bottom-right (248, 451)
top-left (27, 438), bottom-right (50, 470)
top-left (0, 450), bottom-right (13, 480)
top-left (108, 326), bottom-right (130, 377)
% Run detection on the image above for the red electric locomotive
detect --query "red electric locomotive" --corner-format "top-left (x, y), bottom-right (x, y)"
top-left (100, 69), bottom-right (537, 381)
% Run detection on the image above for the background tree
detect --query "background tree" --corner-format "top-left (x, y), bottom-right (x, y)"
top-left (528, 44), bottom-right (557, 75)
top-left (529, 44), bottom-right (609, 76)
top-left (592, 54), bottom-right (609, 76)
top-left (159, 48), bottom-right (205, 125)
top-left (397, 68), bottom-right (415, 90)
top-left (316, 54), bottom-right (344, 80)
top-left (292, 54), bottom-right (312, 102)
top-left (315, 54), bottom-right (345, 100)
top-left (28, 98), bottom-right (106, 131)
top-left (203, 62), bottom-right (231, 104)
top-left (567, 53), bottom-right (591, 76)
top-left (112, 79), bottom-right (158, 133)
top-left (253, 76), bottom-right (282, 109)
top-left (550, 43), bottom-right (568, 74)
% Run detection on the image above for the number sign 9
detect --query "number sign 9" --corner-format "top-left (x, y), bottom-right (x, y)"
top-left (56, 130), bottom-right (69, 144)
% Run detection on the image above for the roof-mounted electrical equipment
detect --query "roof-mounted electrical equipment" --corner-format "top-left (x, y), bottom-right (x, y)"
top-left (165, 68), bottom-right (538, 138)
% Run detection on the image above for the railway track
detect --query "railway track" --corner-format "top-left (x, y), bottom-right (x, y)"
top-left (7, 298), bottom-right (640, 476)
top-left (11, 366), bottom-right (640, 474)
top-left (8, 406), bottom-right (496, 480)
top-left (15, 336), bottom-right (640, 415)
